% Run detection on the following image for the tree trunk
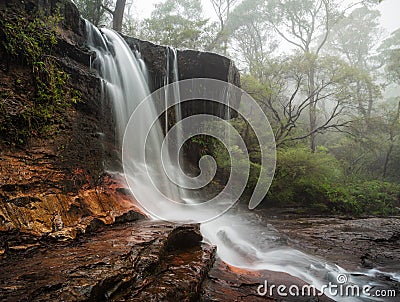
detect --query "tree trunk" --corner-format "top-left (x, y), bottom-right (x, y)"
top-left (383, 144), bottom-right (393, 179)
top-left (309, 62), bottom-right (317, 153)
top-left (383, 100), bottom-right (400, 178)
top-left (93, 0), bottom-right (102, 26)
top-left (113, 0), bottom-right (126, 32)
top-left (367, 85), bottom-right (375, 119)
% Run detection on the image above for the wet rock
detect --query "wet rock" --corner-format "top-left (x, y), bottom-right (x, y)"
top-left (270, 216), bottom-right (400, 272)
top-left (114, 210), bottom-right (147, 225)
top-left (124, 36), bottom-right (241, 121)
top-left (166, 224), bottom-right (203, 251)
top-left (119, 244), bottom-right (216, 301)
top-left (0, 0), bottom-right (121, 240)
top-left (201, 259), bottom-right (333, 302)
top-left (0, 221), bottom-right (215, 302)
top-left (0, 173), bottom-right (146, 241)
top-left (52, 213), bottom-right (64, 232)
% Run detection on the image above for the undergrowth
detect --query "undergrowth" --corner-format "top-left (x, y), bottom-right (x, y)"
top-left (0, 11), bottom-right (81, 145)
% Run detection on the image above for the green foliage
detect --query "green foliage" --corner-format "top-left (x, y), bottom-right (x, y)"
top-left (379, 28), bottom-right (400, 84)
top-left (74, 0), bottom-right (111, 27)
top-left (193, 125), bottom-right (399, 216)
top-left (190, 125), bottom-right (262, 194)
top-left (139, 0), bottom-right (212, 49)
top-left (1, 15), bottom-right (60, 63)
top-left (0, 12), bottom-right (81, 145)
top-left (263, 147), bottom-right (400, 216)
top-left (210, 139), bottom-right (262, 193)
top-left (347, 181), bottom-right (400, 216)
top-left (386, 49), bottom-right (400, 84)
top-left (275, 147), bottom-right (342, 184)
top-left (326, 6), bottom-right (381, 68)
top-left (265, 147), bottom-right (340, 207)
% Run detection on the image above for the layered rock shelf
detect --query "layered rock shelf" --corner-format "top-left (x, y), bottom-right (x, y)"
top-left (0, 219), bottom-right (334, 302)
top-left (0, 221), bottom-right (210, 301)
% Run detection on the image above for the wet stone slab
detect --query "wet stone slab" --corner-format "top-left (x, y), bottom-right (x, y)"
top-left (0, 221), bottom-right (210, 302)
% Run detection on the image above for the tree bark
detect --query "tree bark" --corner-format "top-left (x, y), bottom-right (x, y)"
top-left (383, 100), bottom-right (400, 178)
top-left (383, 144), bottom-right (393, 179)
top-left (309, 61), bottom-right (317, 153)
top-left (93, 0), bottom-right (102, 26)
top-left (113, 0), bottom-right (126, 32)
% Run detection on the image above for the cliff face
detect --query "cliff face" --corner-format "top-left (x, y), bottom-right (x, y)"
top-left (123, 36), bottom-right (241, 121)
top-left (0, 0), bottom-right (241, 241)
top-left (0, 0), bottom-right (136, 242)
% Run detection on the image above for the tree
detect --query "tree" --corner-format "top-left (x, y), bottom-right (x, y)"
top-left (243, 54), bottom-right (361, 147)
top-left (209, 0), bottom-right (238, 54)
top-left (327, 7), bottom-right (381, 69)
top-left (380, 29), bottom-right (400, 84)
top-left (381, 99), bottom-right (400, 178)
top-left (232, 20), bottom-right (277, 77)
top-left (74, 0), bottom-right (127, 31)
top-left (325, 6), bottom-right (383, 120)
top-left (262, 0), bottom-right (377, 152)
top-left (140, 0), bottom-right (211, 49)
top-left (225, 0), bottom-right (277, 76)
top-left (101, 0), bottom-right (127, 32)
top-left (263, 0), bottom-right (339, 151)
top-left (206, 0), bottom-right (265, 54)
top-left (378, 29), bottom-right (400, 180)
top-left (210, 0), bottom-right (237, 31)
top-left (74, 0), bottom-right (110, 26)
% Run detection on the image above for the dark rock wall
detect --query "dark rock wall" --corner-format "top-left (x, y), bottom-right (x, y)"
top-left (124, 36), bottom-right (241, 122)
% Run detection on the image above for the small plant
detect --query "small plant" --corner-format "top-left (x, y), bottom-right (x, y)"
top-left (0, 11), bottom-right (81, 145)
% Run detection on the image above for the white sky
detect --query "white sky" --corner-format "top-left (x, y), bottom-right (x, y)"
top-left (378, 0), bottom-right (400, 35)
top-left (132, 0), bottom-right (400, 36)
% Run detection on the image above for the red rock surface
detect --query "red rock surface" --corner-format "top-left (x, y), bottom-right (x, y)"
top-left (0, 221), bottom-right (210, 301)
top-left (201, 259), bottom-right (333, 302)
top-left (0, 171), bottom-right (146, 246)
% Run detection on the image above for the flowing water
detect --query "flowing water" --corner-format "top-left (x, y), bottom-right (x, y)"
top-left (85, 22), bottom-right (398, 301)
top-left (86, 21), bottom-right (182, 203)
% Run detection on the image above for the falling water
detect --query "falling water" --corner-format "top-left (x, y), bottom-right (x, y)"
top-left (85, 21), bottom-right (182, 202)
top-left (165, 47), bottom-right (189, 200)
top-left (86, 22), bottom-right (148, 144)
top-left (164, 48), bottom-right (170, 135)
top-left (85, 22), bottom-right (398, 302)
top-left (169, 47), bottom-right (183, 164)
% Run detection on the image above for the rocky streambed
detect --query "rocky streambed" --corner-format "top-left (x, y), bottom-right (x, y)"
top-left (0, 211), bottom-right (336, 302)
top-left (0, 220), bottom-right (213, 301)
top-left (268, 213), bottom-right (400, 273)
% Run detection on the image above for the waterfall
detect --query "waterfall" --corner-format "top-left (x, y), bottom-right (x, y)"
top-left (85, 22), bottom-right (398, 302)
top-left (164, 48), bottom-right (170, 135)
top-left (85, 21), bottom-right (182, 203)
top-left (86, 22), bottom-right (148, 145)
top-left (165, 47), bottom-right (188, 200)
